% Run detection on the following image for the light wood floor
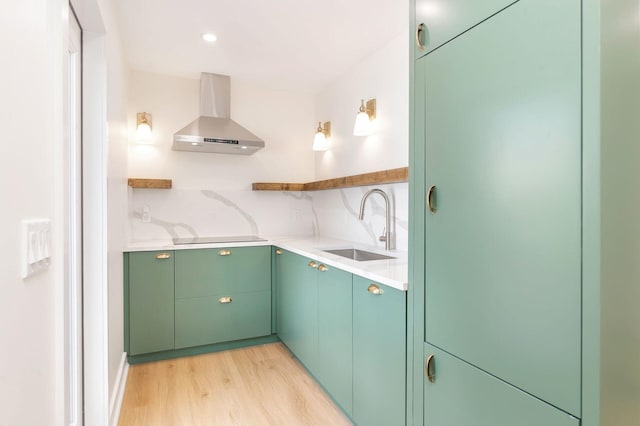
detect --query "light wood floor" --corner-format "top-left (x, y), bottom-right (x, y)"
top-left (118, 342), bottom-right (353, 426)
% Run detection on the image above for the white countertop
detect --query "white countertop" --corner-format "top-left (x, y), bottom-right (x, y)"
top-left (125, 236), bottom-right (408, 291)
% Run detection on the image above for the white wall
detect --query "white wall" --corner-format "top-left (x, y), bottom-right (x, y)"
top-left (0, 0), bottom-right (129, 423)
top-left (0, 0), bottom-right (66, 424)
top-left (128, 71), bottom-right (315, 189)
top-left (311, 30), bottom-right (409, 251)
top-left (127, 71), bottom-right (317, 243)
top-left (313, 31), bottom-right (409, 180)
top-left (98, 0), bottom-right (130, 416)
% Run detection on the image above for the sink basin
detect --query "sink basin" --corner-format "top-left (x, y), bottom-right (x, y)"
top-left (323, 248), bottom-right (395, 261)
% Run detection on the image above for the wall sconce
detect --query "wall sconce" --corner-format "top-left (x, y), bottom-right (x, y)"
top-left (135, 112), bottom-right (152, 143)
top-left (313, 121), bottom-right (331, 151)
top-left (353, 98), bottom-right (376, 136)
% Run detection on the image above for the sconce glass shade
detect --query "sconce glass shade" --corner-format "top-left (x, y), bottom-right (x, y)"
top-left (312, 131), bottom-right (329, 151)
top-left (353, 99), bottom-right (376, 136)
top-left (353, 111), bottom-right (372, 136)
top-left (135, 112), bottom-right (153, 143)
top-left (136, 122), bottom-right (152, 143)
top-left (312, 121), bottom-right (330, 151)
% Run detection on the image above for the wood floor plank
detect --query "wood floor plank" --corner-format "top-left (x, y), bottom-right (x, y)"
top-left (118, 342), bottom-right (353, 426)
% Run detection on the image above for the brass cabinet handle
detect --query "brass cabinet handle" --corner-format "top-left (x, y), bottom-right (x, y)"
top-left (218, 249), bottom-right (232, 256)
top-left (367, 284), bottom-right (383, 295)
top-left (155, 253), bottom-right (171, 260)
top-left (425, 354), bottom-right (436, 383)
top-left (416, 23), bottom-right (426, 51)
top-left (426, 185), bottom-right (437, 214)
top-left (218, 296), bottom-right (232, 304)
top-left (275, 249), bottom-right (282, 255)
top-left (308, 261), bottom-right (318, 268)
top-left (317, 264), bottom-right (328, 272)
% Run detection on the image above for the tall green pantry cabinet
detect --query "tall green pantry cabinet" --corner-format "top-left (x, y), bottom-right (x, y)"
top-left (410, 0), bottom-right (640, 424)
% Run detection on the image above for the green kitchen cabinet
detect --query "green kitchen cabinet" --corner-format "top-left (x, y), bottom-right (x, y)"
top-left (353, 275), bottom-right (406, 426)
top-left (127, 251), bottom-right (175, 356)
top-left (174, 246), bottom-right (271, 349)
top-left (275, 249), bottom-right (319, 372)
top-left (412, 0), bottom-right (582, 421)
top-left (414, 0), bottom-right (516, 59)
top-left (317, 264), bottom-right (353, 416)
top-left (423, 343), bottom-right (579, 426)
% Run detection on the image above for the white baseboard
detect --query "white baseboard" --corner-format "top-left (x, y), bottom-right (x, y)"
top-left (109, 352), bottom-right (129, 426)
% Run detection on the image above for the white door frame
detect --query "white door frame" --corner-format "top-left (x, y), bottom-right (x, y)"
top-left (69, 0), bottom-right (109, 424)
top-left (67, 11), bottom-right (84, 425)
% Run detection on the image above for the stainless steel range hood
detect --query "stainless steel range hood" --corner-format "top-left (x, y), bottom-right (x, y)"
top-left (173, 73), bottom-right (265, 155)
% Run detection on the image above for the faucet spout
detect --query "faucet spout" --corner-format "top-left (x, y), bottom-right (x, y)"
top-left (358, 188), bottom-right (394, 251)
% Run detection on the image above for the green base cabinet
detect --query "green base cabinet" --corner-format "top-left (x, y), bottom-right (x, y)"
top-left (127, 251), bottom-right (175, 356)
top-left (353, 275), bottom-right (406, 426)
top-left (275, 249), bottom-right (406, 422)
top-left (424, 344), bottom-right (579, 426)
top-left (317, 265), bottom-right (353, 416)
top-left (174, 246), bottom-right (272, 349)
top-left (276, 249), bottom-right (319, 371)
top-left (126, 246), bottom-right (271, 359)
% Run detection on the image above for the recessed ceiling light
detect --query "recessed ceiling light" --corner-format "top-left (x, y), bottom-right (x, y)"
top-left (202, 33), bottom-right (217, 43)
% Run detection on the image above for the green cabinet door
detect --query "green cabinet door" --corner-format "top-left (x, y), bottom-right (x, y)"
top-left (175, 246), bottom-right (271, 299)
top-left (128, 251), bottom-right (175, 356)
top-left (276, 250), bottom-right (319, 372)
top-left (415, 0), bottom-right (516, 58)
top-left (422, 0), bottom-right (581, 415)
top-left (423, 343), bottom-right (579, 426)
top-left (353, 276), bottom-right (406, 426)
top-left (317, 264), bottom-right (353, 416)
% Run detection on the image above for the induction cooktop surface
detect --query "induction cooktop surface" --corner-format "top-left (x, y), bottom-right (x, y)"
top-left (172, 235), bottom-right (267, 245)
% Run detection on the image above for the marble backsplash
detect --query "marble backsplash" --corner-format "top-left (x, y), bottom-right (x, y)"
top-left (128, 182), bottom-right (408, 251)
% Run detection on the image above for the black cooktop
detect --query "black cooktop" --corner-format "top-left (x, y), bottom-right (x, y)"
top-left (172, 235), bottom-right (267, 245)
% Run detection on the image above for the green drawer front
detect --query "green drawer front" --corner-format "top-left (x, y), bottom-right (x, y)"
top-left (175, 246), bottom-right (271, 299)
top-left (424, 343), bottom-right (580, 426)
top-left (175, 291), bottom-right (271, 349)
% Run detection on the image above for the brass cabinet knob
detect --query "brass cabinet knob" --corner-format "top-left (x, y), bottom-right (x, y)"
top-left (218, 249), bottom-right (232, 256)
top-left (308, 261), bottom-right (318, 268)
top-left (275, 249), bottom-right (283, 255)
top-left (218, 296), bottom-right (232, 304)
top-left (425, 354), bottom-right (436, 383)
top-left (317, 264), bottom-right (328, 272)
top-left (155, 253), bottom-right (171, 260)
top-left (367, 284), bottom-right (383, 295)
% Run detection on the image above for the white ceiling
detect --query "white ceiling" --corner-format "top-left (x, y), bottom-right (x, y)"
top-left (113, 0), bottom-right (407, 93)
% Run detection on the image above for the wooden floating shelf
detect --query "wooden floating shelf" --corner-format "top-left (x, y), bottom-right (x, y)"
top-left (252, 167), bottom-right (408, 192)
top-left (128, 178), bottom-right (173, 189)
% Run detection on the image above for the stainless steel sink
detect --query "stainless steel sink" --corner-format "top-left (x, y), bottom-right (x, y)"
top-left (323, 248), bottom-right (395, 261)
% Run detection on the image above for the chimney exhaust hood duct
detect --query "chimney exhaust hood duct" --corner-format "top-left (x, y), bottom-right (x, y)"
top-left (173, 73), bottom-right (265, 155)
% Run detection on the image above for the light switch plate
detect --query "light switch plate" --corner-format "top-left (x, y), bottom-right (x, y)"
top-left (22, 219), bottom-right (52, 279)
